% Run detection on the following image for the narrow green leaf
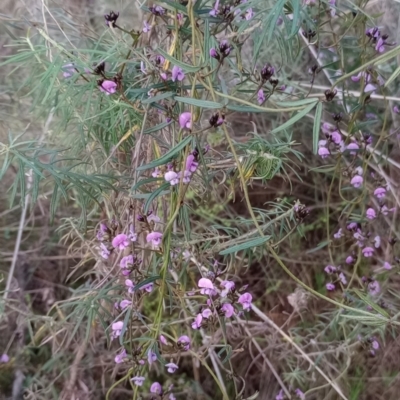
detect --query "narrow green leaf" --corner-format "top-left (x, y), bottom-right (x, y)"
top-left (142, 91), bottom-right (175, 104)
top-left (156, 48), bottom-right (201, 73)
top-left (133, 275), bottom-right (161, 292)
top-left (144, 182), bottom-right (170, 213)
top-left (219, 236), bottom-right (271, 255)
top-left (275, 98), bottom-right (319, 107)
top-left (174, 96), bottom-right (223, 109)
top-left (131, 177), bottom-right (162, 192)
top-left (313, 102), bottom-right (323, 154)
top-left (384, 65), bottom-right (400, 88)
top-left (137, 136), bottom-right (192, 171)
top-left (353, 289), bottom-right (390, 318)
top-left (271, 101), bottom-right (317, 134)
top-left (143, 121), bottom-right (172, 134)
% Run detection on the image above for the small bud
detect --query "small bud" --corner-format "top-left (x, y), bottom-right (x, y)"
top-left (104, 11), bottom-right (119, 28)
top-left (332, 113), bottom-right (342, 122)
top-left (261, 63), bottom-right (275, 81)
top-left (325, 89), bottom-right (337, 102)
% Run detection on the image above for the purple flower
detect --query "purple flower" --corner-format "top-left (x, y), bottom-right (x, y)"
top-left (366, 27), bottom-right (380, 38)
top-left (375, 37), bottom-right (385, 53)
top-left (150, 382), bottom-right (163, 394)
top-left (142, 283), bottom-right (154, 293)
top-left (120, 299), bottom-right (131, 309)
top-left (326, 282), bottom-right (335, 291)
top-left (368, 280), bottom-right (380, 296)
top-left (112, 233), bottom-right (129, 250)
top-left (210, 48), bottom-right (218, 58)
top-left (371, 339), bottom-right (380, 350)
top-left (111, 321), bottom-right (124, 339)
top-left (276, 389), bottom-right (284, 400)
top-left (125, 279), bottom-right (135, 293)
top-left (191, 313), bottom-right (203, 329)
top-left (318, 147), bottom-right (330, 158)
top-left (198, 278), bottom-right (215, 295)
top-left (374, 187), bottom-right (386, 198)
top-left (346, 142), bottom-right (359, 155)
top-left (120, 255), bottom-right (134, 269)
top-left (115, 348), bottom-right (127, 364)
top-left (350, 175), bottom-right (363, 188)
top-left (257, 89), bottom-right (265, 104)
top-left (148, 350), bottom-right (157, 365)
top-left (165, 171), bottom-right (179, 186)
top-left (324, 265), bottom-right (337, 274)
top-left (384, 261), bottom-right (392, 270)
top-left (166, 362), bottom-right (179, 373)
top-left (96, 223), bottom-right (108, 241)
top-left (62, 63), bottom-right (75, 78)
top-left (185, 154), bottom-right (199, 173)
top-left (178, 170), bottom-right (192, 184)
top-left (333, 228), bottom-right (343, 239)
top-left (366, 208), bottom-right (376, 220)
top-left (346, 255), bottom-right (354, 264)
top-left (179, 112), bottom-right (192, 129)
top-left (171, 65), bottom-right (185, 82)
top-left (99, 243), bottom-right (110, 259)
top-left (374, 235), bottom-right (381, 248)
top-left (339, 272), bottom-right (347, 285)
top-left (245, 8), bottom-right (254, 20)
top-left (131, 376), bottom-right (145, 386)
top-left (160, 335), bottom-right (168, 345)
top-left (149, 5), bottom-right (165, 16)
top-left (146, 232), bottom-right (163, 246)
top-left (394, 105), bottom-right (400, 114)
top-left (330, 130), bottom-right (342, 144)
top-left (220, 280), bottom-right (235, 297)
top-left (209, 0), bottom-right (220, 16)
top-left (147, 213), bottom-right (160, 224)
top-left (295, 388), bottom-right (305, 400)
top-left (99, 80), bottom-right (117, 95)
top-left (178, 335), bottom-right (190, 350)
top-left (347, 222), bottom-right (358, 231)
top-left (221, 303), bottom-right (234, 318)
top-left (238, 292), bottom-right (252, 310)
top-left (0, 354), bottom-right (9, 363)
top-left (143, 21), bottom-right (152, 33)
top-left (202, 308), bottom-right (213, 318)
top-left (362, 247), bottom-right (374, 257)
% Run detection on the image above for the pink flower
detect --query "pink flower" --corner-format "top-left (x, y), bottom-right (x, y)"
top-left (350, 175), bottom-right (363, 188)
top-left (160, 335), bottom-right (168, 345)
top-left (257, 89), bottom-right (265, 104)
top-left (99, 80), bottom-right (117, 95)
top-left (146, 231), bottom-right (163, 246)
top-left (362, 247), bottom-right (374, 257)
top-left (366, 208), bottom-right (376, 220)
top-left (318, 147), bottom-right (330, 158)
top-left (100, 243), bottom-right (110, 259)
top-left (202, 308), bottom-right (213, 318)
top-left (178, 335), bottom-right (190, 350)
top-left (191, 313), bottom-right (203, 329)
top-left (220, 280), bottom-right (235, 297)
top-left (339, 272), bottom-right (347, 285)
top-left (128, 225), bottom-right (137, 242)
top-left (221, 303), bottom-right (234, 318)
top-left (368, 280), bottom-right (380, 296)
top-left (374, 235), bottom-right (381, 248)
top-left (148, 350), bottom-right (157, 365)
top-left (142, 283), bottom-right (154, 293)
top-left (131, 376), bottom-right (145, 386)
top-left (166, 362), bottom-right (179, 373)
top-left (178, 170), bottom-right (192, 184)
top-left (0, 354), bottom-right (9, 363)
top-left (346, 255), bottom-right (354, 264)
top-left (326, 282), bottom-right (335, 291)
top-left (198, 278), bottom-right (215, 295)
top-left (120, 255), bottom-right (134, 269)
top-left (324, 265), bottom-right (337, 274)
top-left (152, 167), bottom-right (161, 178)
top-left (115, 348), bottom-right (127, 364)
top-left (384, 261), bottom-right (392, 270)
top-left (120, 299), bottom-right (131, 309)
top-left (150, 382), bottom-right (163, 394)
top-left (179, 112), bottom-right (192, 129)
top-left (143, 21), bottom-right (152, 33)
top-left (346, 142), bottom-right (359, 155)
top-left (374, 187), bottom-right (386, 198)
top-left (185, 154), bottom-right (199, 173)
top-left (111, 321), bottom-right (124, 339)
top-left (295, 388), bottom-right (306, 400)
top-left (165, 171), bottom-right (179, 185)
top-left (171, 65), bottom-right (185, 82)
top-left (62, 63), bottom-right (75, 78)
top-left (125, 279), bottom-right (135, 293)
top-left (112, 234), bottom-right (129, 250)
top-left (238, 292), bottom-right (252, 310)
top-left (330, 130), bottom-right (342, 144)
top-left (333, 228), bottom-right (343, 239)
